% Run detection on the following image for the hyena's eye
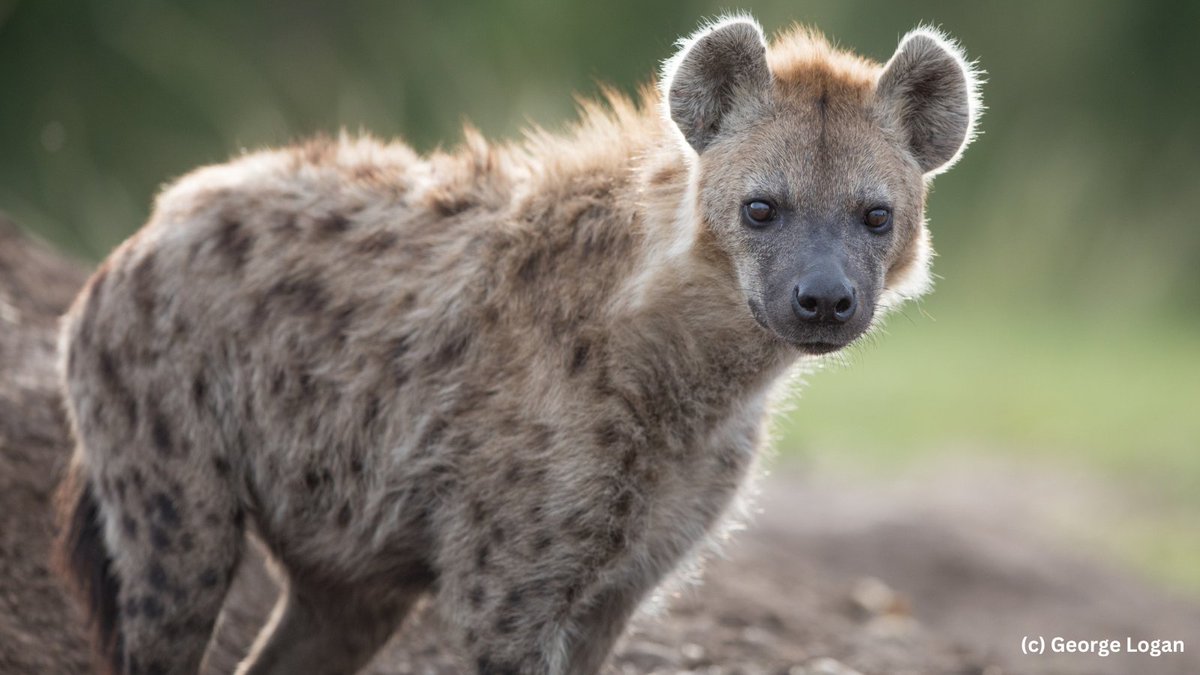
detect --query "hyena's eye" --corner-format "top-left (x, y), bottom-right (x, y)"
top-left (864, 207), bottom-right (893, 233)
top-left (742, 200), bottom-right (778, 226)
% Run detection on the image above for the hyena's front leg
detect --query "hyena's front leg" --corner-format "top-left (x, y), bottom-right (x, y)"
top-left (439, 487), bottom-right (688, 674)
top-left (445, 540), bottom-right (675, 675)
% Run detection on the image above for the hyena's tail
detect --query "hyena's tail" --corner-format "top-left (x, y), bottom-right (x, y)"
top-left (53, 461), bottom-right (124, 675)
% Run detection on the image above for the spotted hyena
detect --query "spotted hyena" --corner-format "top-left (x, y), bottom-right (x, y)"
top-left (54, 14), bottom-right (980, 675)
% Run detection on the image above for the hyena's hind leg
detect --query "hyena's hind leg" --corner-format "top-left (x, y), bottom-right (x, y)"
top-left (56, 437), bottom-right (246, 675)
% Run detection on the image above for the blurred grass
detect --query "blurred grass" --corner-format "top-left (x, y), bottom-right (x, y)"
top-left (780, 304), bottom-right (1200, 482)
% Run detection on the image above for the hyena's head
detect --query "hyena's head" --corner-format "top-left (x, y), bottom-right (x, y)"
top-left (663, 17), bottom-right (981, 354)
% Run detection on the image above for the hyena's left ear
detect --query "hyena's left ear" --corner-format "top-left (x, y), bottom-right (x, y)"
top-left (876, 28), bottom-right (982, 175)
top-left (661, 16), bottom-right (772, 154)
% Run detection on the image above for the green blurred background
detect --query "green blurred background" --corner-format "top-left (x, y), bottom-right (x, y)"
top-left (2, 1), bottom-right (1197, 588)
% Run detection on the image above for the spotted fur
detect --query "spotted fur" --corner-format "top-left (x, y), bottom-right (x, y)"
top-left (55, 15), bottom-right (979, 675)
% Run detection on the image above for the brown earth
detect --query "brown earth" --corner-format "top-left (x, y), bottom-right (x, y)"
top-left (2, 214), bottom-right (1197, 675)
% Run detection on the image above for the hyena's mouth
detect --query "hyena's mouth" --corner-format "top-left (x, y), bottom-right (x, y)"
top-left (795, 341), bottom-right (846, 355)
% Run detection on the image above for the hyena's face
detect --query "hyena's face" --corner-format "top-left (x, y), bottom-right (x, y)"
top-left (664, 18), bottom-right (979, 353)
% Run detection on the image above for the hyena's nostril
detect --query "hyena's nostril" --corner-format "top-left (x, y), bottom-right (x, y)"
top-left (792, 285), bottom-right (820, 319)
top-left (833, 289), bottom-right (856, 323)
top-left (793, 278), bottom-right (856, 324)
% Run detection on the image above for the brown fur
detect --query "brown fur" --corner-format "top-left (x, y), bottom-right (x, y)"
top-left (55, 16), bottom-right (979, 675)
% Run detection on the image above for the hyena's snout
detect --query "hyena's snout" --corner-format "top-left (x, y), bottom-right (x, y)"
top-left (779, 257), bottom-right (876, 355)
top-left (791, 263), bottom-right (858, 325)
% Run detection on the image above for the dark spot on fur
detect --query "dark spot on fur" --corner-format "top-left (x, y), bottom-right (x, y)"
top-left (130, 253), bottom-right (157, 318)
top-left (121, 515), bottom-right (138, 539)
top-left (490, 524), bottom-right (506, 544)
top-left (494, 613), bottom-right (517, 635)
top-left (198, 568), bottom-right (221, 589)
top-left (327, 304), bottom-right (356, 346)
top-left (414, 502), bottom-right (432, 528)
top-left (304, 471), bottom-right (321, 491)
top-left (350, 458), bottom-right (364, 475)
top-left (351, 163), bottom-right (381, 181)
top-left (620, 446), bottom-right (637, 475)
top-left (315, 213), bottom-right (351, 238)
top-left (337, 502), bottom-right (352, 528)
top-left (532, 533), bottom-right (552, 554)
top-left (149, 526), bottom-right (170, 552)
top-left (475, 542), bottom-right (490, 569)
top-left (144, 660), bottom-right (167, 675)
top-left (150, 410), bottom-right (172, 457)
top-left (605, 526), bottom-right (627, 555)
top-left (418, 418), bottom-right (448, 452)
top-left (430, 192), bottom-right (475, 218)
top-left (594, 420), bottom-right (624, 447)
top-left (179, 532), bottom-right (195, 553)
top-left (450, 432), bottom-right (478, 457)
top-left (98, 350), bottom-right (138, 427)
top-left (212, 456), bottom-right (231, 477)
top-left (431, 330), bottom-right (471, 369)
top-left (150, 492), bottom-right (181, 526)
top-left (517, 249), bottom-right (543, 283)
top-left (469, 500), bottom-right (487, 525)
top-left (477, 657), bottom-right (519, 675)
top-left (270, 370), bottom-right (286, 395)
top-left (362, 395), bottom-right (380, 428)
top-left (613, 490), bottom-right (633, 518)
top-left (503, 463), bottom-right (524, 484)
top-left (468, 584), bottom-right (485, 608)
top-left (481, 305), bottom-right (500, 325)
top-left (147, 562), bottom-right (169, 592)
top-left (216, 216), bottom-right (253, 272)
top-left (192, 372), bottom-right (207, 407)
top-left (355, 230), bottom-right (399, 254)
top-left (390, 335), bottom-right (412, 384)
top-left (264, 275), bottom-right (329, 316)
top-left (140, 595), bottom-right (164, 620)
top-left (502, 587), bottom-right (523, 608)
top-left (566, 504), bottom-right (595, 540)
top-left (527, 504), bottom-right (544, 524)
top-left (569, 340), bottom-right (590, 375)
top-left (648, 161), bottom-right (684, 188)
top-left (531, 423), bottom-right (554, 448)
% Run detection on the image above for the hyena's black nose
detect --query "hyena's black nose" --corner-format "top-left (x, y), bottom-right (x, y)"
top-left (792, 274), bottom-right (857, 324)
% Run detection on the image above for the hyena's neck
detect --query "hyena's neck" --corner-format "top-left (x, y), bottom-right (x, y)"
top-left (603, 139), bottom-right (797, 404)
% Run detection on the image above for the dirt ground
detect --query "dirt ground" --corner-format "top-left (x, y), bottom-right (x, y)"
top-left (3, 215), bottom-right (1198, 674)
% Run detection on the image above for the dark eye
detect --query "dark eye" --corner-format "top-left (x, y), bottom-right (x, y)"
top-left (742, 200), bottom-right (777, 226)
top-left (864, 207), bottom-right (892, 233)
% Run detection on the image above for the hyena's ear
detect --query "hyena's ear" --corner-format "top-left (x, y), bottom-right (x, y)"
top-left (661, 16), bottom-right (772, 153)
top-left (876, 28), bottom-right (981, 175)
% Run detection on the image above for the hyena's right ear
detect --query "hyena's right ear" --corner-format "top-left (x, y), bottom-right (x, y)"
top-left (661, 16), bottom-right (772, 154)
